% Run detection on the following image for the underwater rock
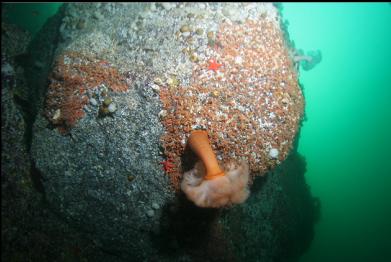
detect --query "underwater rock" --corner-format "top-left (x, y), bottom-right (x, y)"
top-left (1, 22), bottom-right (31, 178)
top-left (159, 4), bottom-right (304, 189)
top-left (27, 3), bottom-right (312, 261)
top-left (220, 151), bottom-right (320, 262)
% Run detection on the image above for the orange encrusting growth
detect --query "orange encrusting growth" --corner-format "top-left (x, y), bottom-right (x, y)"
top-left (45, 51), bottom-right (128, 134)
top-left (160, 19), bottom-right (305, 191)
top-left (188, 130), bottom-right (225, 180)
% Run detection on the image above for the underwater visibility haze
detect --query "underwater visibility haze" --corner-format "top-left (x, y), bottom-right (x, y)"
top-left (1, 2), bottom-right (391, 262)
top-left (283, 3), bottom-right (391, 262)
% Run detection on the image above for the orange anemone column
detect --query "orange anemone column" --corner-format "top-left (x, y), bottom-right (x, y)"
top-left (188, 130), bottom-right (225, 180)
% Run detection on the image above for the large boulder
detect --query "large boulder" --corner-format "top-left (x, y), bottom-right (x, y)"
top-left (26, 3), bottom-right (316, 261)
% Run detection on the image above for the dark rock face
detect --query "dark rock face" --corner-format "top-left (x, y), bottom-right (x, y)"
top-left (1, 21), bottom-right (33, 236)
top-left (220, 151), bottom-right (320, 262)
top-left (2, 3), bottom-right (319, 261)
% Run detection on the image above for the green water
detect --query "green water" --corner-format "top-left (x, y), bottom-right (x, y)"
top-left (283, 3), bottom-right (391, 262)
top-left (2, 3), bottom-right (63, 35)
top-left (2, 2), bottom-right (391, 261)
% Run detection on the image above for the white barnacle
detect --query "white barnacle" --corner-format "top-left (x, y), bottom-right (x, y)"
top-left (107, 103), bottom-right (117, 113)
top-left (234, 56), bottom-right (243, 64)
top-left (269, 148), bottom-right (279, 159)
top-left (53, 109), bottom-right (61, 121)
top-left (158, 110), bottom-right (167, 118)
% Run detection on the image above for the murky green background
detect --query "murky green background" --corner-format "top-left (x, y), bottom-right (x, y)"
top-left (3, 2), bottom-right (391, 261)
top-left (2, 3), bottom-right (63, 35)
top-left (283, 3), bottom-right (391, 261)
